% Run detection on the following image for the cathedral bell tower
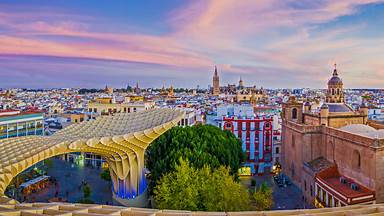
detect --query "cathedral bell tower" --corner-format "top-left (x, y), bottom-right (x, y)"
top-left (212, 66), bottom-right (220, 96)
top-left (282, 96), bottom-right (303, 124)
top-left (238, 76), bottom-right (244, 89)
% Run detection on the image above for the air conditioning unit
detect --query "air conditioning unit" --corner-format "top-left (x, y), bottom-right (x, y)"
top-left (351, 183), bottom-right (359, 191)
top-left (339, 177), bottom-right (347, 184)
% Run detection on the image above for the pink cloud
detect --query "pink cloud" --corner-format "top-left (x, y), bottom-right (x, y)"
top-left (0, 34), bottom-right (212, 68)
top-left (165, 0), bottom-right (384, 87)
top-left (0, 11), bottom-right (213, 68)
top-left (0, 1), bottom-right (384, 88)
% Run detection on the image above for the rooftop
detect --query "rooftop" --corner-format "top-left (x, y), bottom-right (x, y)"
top-left (326, 103), bottom-right (353, 113)
top-left (0, 110), bottom-right (43, 119)
top-left (305, 157), bottom-right (334, 173)
top-left (340, 124), bottom-right (384, 139)
top-left (316, 166), bottom-right (375, 203)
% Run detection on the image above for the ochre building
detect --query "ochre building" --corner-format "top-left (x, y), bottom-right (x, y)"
top-left (282, 66), bottom-right (384, 208)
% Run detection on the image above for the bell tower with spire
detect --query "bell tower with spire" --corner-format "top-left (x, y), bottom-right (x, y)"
top-left (212, 66), bottom-right (220, 96)
top-left (239, 76), bottom-right (244, 89)
top-left (326, 64), bottom-right (344, 103)
top-left (169, 83), bottom-right (174, 97)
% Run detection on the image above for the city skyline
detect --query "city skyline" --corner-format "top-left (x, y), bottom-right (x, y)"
top-left (1, 0), bottom-right (384, 89)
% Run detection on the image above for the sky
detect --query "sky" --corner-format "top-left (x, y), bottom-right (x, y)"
top-left (0, 0), bottom-right (384, 89)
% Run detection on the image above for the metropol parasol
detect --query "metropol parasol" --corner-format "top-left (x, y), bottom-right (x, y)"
top-left (0, 108), bottom-right (184, 205)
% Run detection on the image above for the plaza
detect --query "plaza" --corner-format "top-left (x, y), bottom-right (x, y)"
top-left (241, 174), bottom-right (312, 210)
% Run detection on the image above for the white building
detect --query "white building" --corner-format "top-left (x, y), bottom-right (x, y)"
top-left (177, 108), bottom-right (196, 127)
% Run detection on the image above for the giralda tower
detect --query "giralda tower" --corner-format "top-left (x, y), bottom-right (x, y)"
top-left (212, 66), bottom-right (220, 96)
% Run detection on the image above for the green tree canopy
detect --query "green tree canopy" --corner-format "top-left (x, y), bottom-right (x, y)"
top-left (154, 159), bottom-right (250, 211)
top-left (83, 185), bottom-right (91, 199)
top-left (252, 182), bottom-right (273, 211)
top-left (100, 169), bottom-right (111, 181)
top-left (146, 125), bottom-right (244, 192)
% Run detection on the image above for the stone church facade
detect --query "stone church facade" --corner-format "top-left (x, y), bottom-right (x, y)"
top-left (282, 65), bottom-right (384, 207)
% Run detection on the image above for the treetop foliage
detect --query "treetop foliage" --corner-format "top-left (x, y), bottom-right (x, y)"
top-left (252, 182), bottom-right (273, 211)
top-left (146, 125), bottom-right (245, 192)
top-left (154, 159), bottom-right (250, 211)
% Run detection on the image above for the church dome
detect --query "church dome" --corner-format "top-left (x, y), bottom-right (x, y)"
top-left (321, 103), bottom-right (329, 109)
top-left (328, 76), bottom-right (343, 85)
top-left (328, 68), bottom-right (343, 85)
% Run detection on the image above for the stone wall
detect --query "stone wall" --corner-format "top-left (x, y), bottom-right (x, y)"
top-left (327, 115), bottom-right (366, 128)
top-left (282, 118), bottom-right (384, 203)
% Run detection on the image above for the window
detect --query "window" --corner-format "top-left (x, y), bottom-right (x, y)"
top-left (292, 108), bottom-right (298, 119)
top-left (292, 134), bottom-right (295, 148)
top-left (264, 153), bottom-right (271, 162)
top-left (291, 163), bottom-right (295, 177)
top-left (275, 147), bottom-right (279, 154)
top-left (352, 150), bottom-right (361, 169)
top-left (316, 185), bottom-right (320, 198)
top-left (322, 190), bottom-right (326, 204)
top-left (310, 185), bottom-right (313, 196)
top-left (265, 145), bottom-right (271, 152)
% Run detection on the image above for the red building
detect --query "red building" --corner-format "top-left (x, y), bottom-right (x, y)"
top-left (219, 116), bottom-right (275, 174)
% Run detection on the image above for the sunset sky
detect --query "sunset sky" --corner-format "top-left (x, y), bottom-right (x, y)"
top-left (1, 0), bottom-right (384, 89)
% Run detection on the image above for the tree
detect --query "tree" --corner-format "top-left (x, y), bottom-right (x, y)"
top-left (44, 158), bottom-right (53, 169)
top-left (154, 159), bottom-right (250, 211)
top-left (100, 169), bottom-right (111, 181)
top-left (252, 182), bottom-right (273, 211)
top-left (83, 185), bottom-right (91, 199)
top-left (78, 184), bottom-right (94, 204)
top-left (146, 125), bottom-right (244, 193)
top-left (200, 166), bottom-right (251, 211)
top-left (154, 159), bottom-right (200, 210)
